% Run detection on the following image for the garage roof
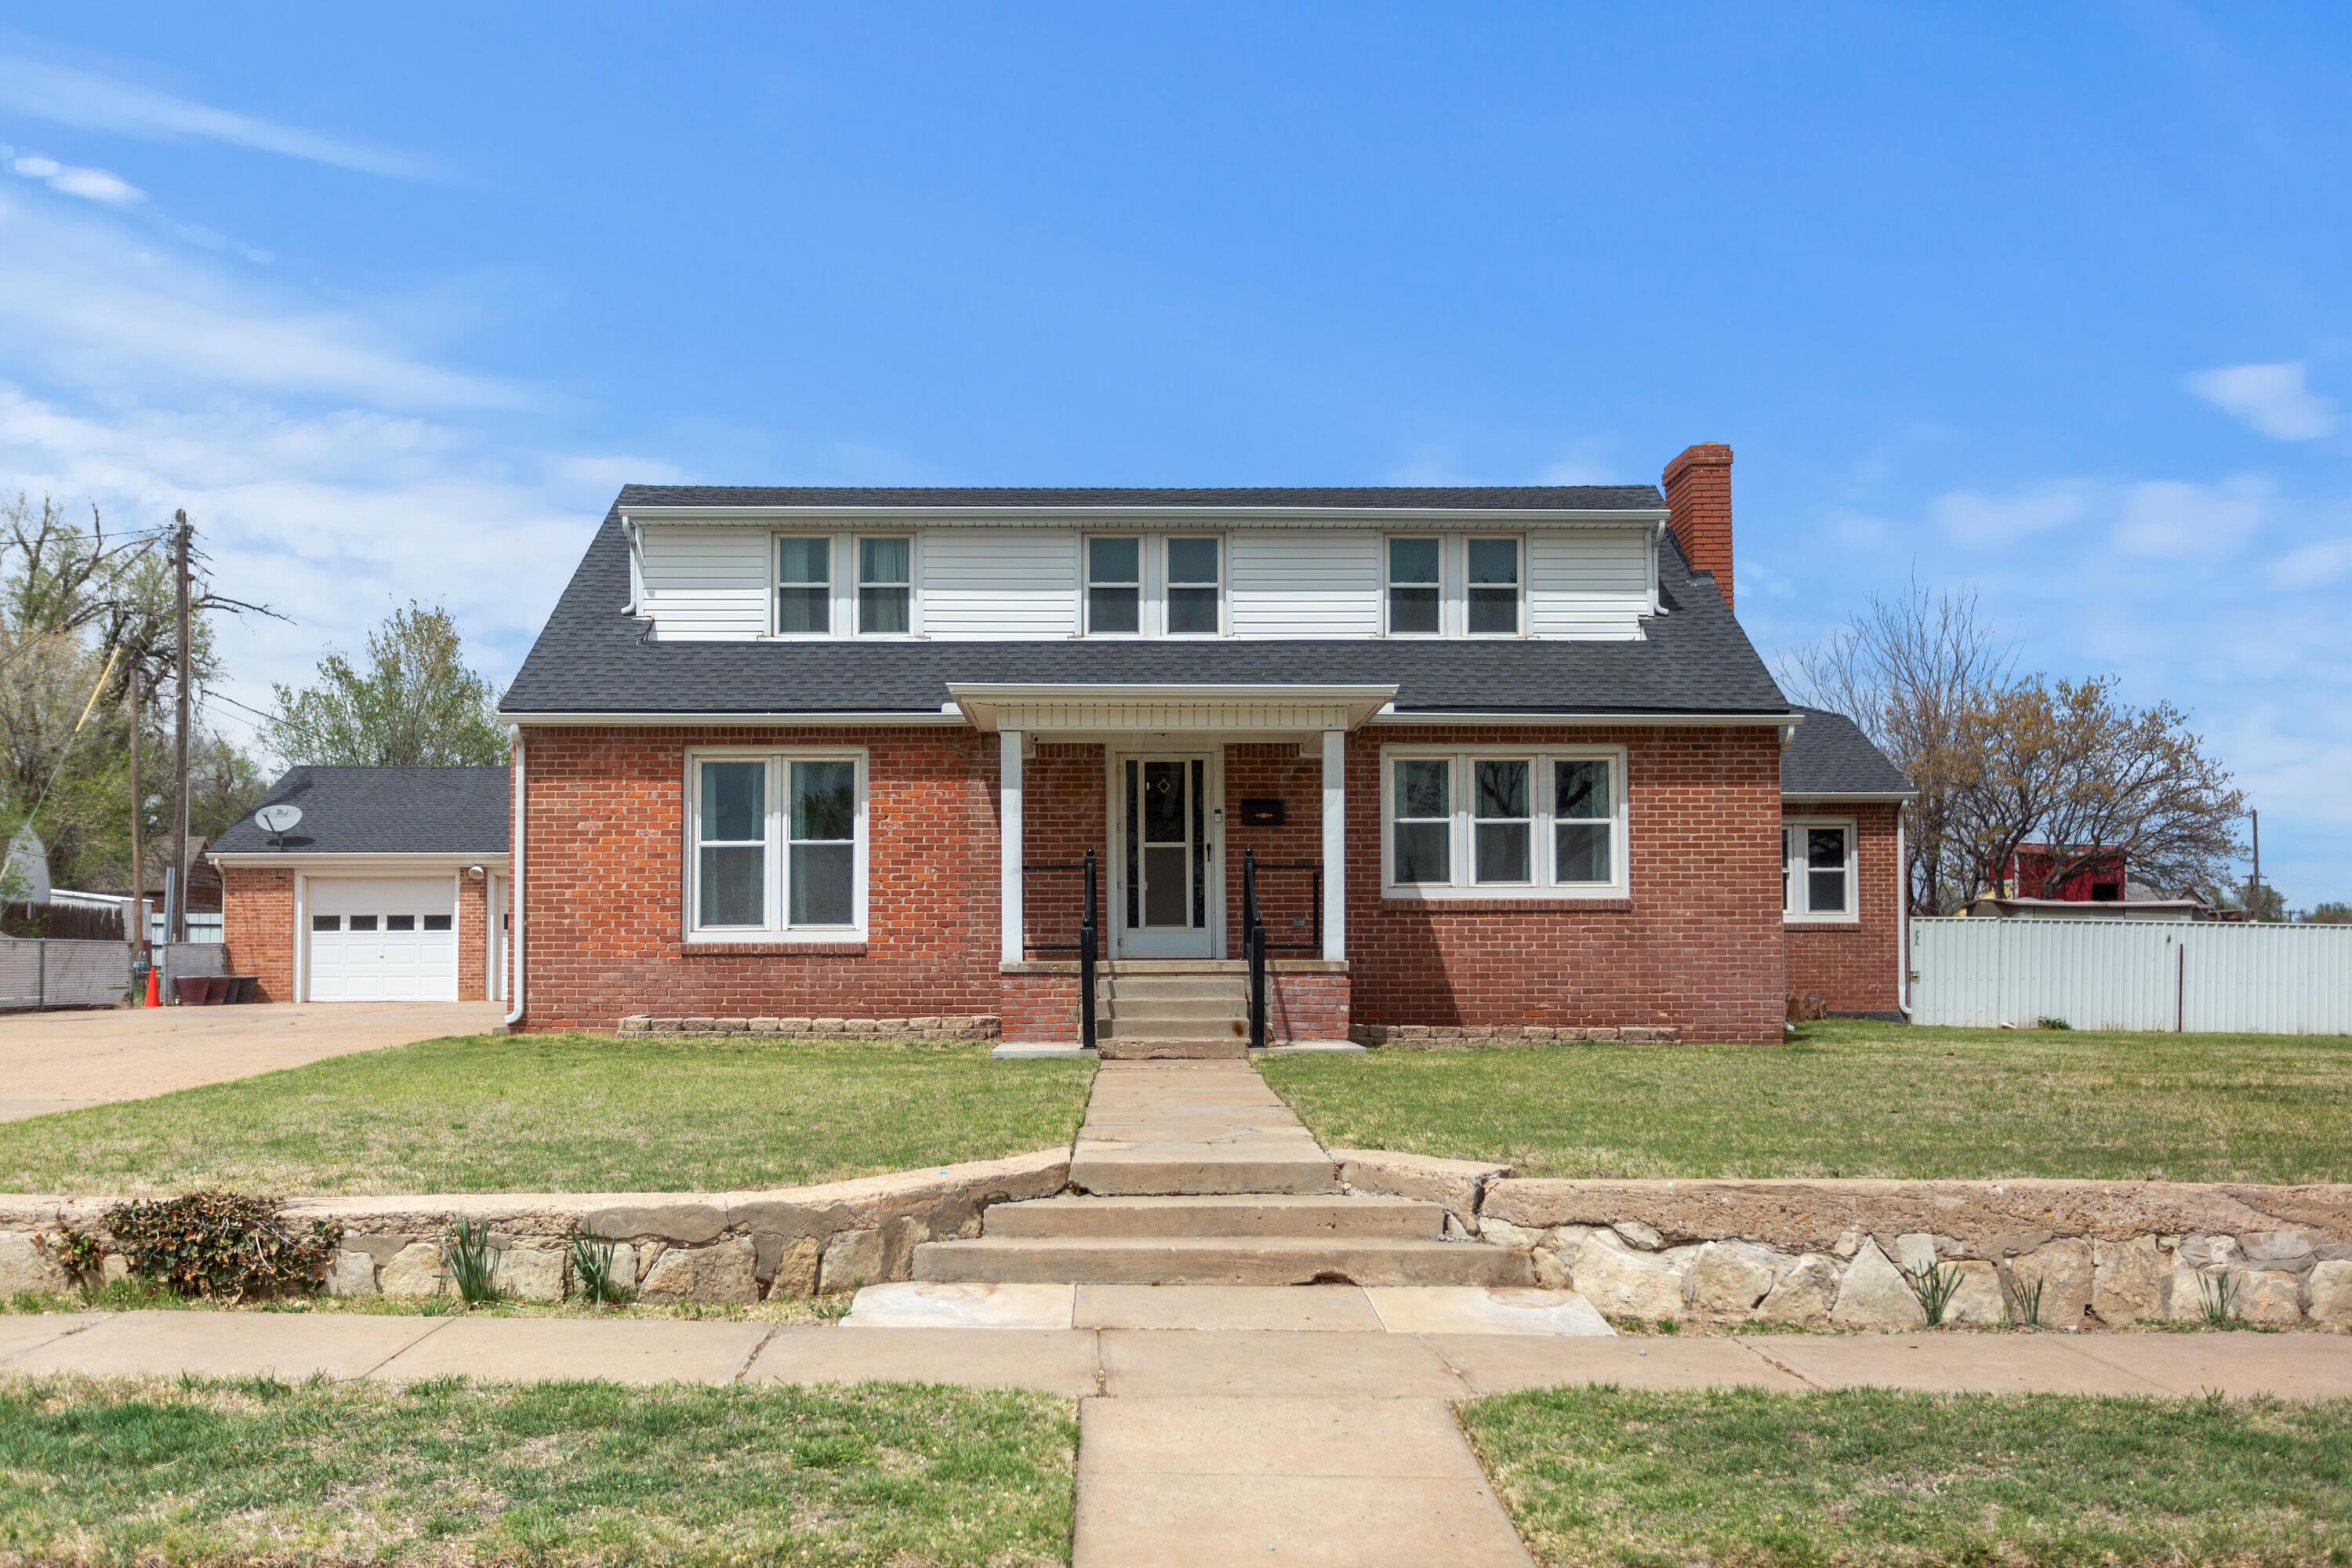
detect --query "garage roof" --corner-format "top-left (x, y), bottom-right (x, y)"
top-left (211, 766), bottom-right (510, 856)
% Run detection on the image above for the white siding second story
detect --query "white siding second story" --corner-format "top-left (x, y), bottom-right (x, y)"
top-left (625, 514), bottom-right (1662, 643)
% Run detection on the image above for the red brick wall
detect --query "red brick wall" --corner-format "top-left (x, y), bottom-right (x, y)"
top-left (1222, 743), bottom-right (1324, 958)
top-left (517, 724), bottom-right (1001, 1031)
top-left (1021, 742), bottom-right (1109, 958)
top-left (1783, 800), bottom-right (1903, 1014)
top-left (1347, 725), bottom-right (1786, 1044)
top-left (220, 866), bottom-right (295, 1002)
top-left (1664, 444), bottom-right (1735, 608)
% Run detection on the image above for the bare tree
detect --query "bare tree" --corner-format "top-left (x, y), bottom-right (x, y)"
top-left (1778, 580), bottom-right (2013, 914)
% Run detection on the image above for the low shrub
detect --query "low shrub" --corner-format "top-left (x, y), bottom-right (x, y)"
top-left (441, 1216), bottom-right (501, 1306)
top-left (568, 1229), bottom-right (631, 1307)
top-left (38, 1227), bottom-right (107, 1283)
top-left (104, 1191), bottom-right (341, 1301)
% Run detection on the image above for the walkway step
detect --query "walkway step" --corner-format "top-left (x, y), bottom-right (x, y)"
top-left (1069, 1152), bottom-right (1337, 1195)
top-left (988, 1194), bottom-right (1444, 1240)
top-left (1102, 996), bottom-right (1247, 1021)
top-left (913, 1236), bottom-right (1537, 1287)
top-left (1096, 1036), bottom-right (1250, 1061)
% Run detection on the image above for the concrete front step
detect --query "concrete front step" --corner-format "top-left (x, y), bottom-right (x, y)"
top-left (1096, 1036), bottom-right (1251, 1061)
top-left (913, 1236), bottom-right (1537, 1287)
top-left (1069, 1152), bottom-right (1337, 1194)
top-left (1104, 1016), bottom-right (1248, 1042)
top-left (1102, 974), bottom-right (1252, 1000)
top-left (987, 1194), bottom-right (1445, 1240)
top-left (1102, 995), bottom-right (1248, 1020)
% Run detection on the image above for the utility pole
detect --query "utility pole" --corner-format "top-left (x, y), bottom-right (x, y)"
top-left (127, 666), bottom-right (146, 968)
top-left (2249, 808), bottom-right (2262, 924)
top-left (170, 510), bottom-right (191, 946)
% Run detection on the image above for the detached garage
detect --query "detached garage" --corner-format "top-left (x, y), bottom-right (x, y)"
top-left (210, 766), bottom-right (511, 1004)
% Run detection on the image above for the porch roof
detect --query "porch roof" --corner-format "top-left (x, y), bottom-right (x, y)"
top-left (947, 683), bottom-right (1396, 734)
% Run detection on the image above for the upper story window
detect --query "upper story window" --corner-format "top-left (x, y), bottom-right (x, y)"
top-left (1784, 820), bottom-right (1854, 922)
top-left (1387, 537), bottom-right (1442, 635)
top-left (689, 750), bottom-right (866, 939)
top-left (1383, 746), bottom-right (1628, 898)
top-left (776, 537), bottom-right (832, 636)
top-left (1467, 537), bottom-right (1523, 635)
top-left (857, 536), bottom-right (912, 634)
top-left (1087, 535), bottom-right (1142, 635)
top-left (1166, 536), bottom-right (1221, 635)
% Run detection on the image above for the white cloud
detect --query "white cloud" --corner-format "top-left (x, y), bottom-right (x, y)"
top-left (0, 188), bottom-right (524, 408)
top-left (2111, 475), bottom-right (2270, 559)
top-left (9, 151), bottom-right (143, 204)
top-left (0, 54), bottom-right (423, 179)
top-left (2184, 361), bottom-right (2339, 441)
top-left (1932, 481), bottom-right (2093, 547)
top-left (2270, 538), bottom-right (2352, 590)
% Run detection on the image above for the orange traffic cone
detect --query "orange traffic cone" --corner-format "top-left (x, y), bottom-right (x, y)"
top-left (145, 966), bottom-right (162, 1008)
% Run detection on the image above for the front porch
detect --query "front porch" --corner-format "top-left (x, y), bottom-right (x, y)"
top-left (960, 681), bottom-right (1390, 1047)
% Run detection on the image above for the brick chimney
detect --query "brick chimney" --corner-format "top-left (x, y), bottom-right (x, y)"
top-left (1663, 443), bottom-right (1734, 608)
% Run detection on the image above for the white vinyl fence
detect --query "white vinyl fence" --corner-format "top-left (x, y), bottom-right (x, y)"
top-left (1909, 917), bottom-right (2352, 1035)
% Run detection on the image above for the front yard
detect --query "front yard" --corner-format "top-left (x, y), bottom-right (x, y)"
top-left (0, 1034), bottom-right (1094, 1195)
top-left (1465, 1385), bottom-right (2352, 1566)
top-left (1260, 1019), bottom-right (2352, 1181)
top-left (0, 1374), bottom-right (1075, 1566)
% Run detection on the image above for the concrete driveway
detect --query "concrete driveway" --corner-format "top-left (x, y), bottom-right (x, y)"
top-left (0, 1001), bottom-right (503, 1122)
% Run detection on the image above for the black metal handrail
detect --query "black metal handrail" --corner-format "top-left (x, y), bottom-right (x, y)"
top-left (1021, 851), bottom-right (1098, 1051)
top-left (1242, 851), bottom-right (1322, 1051)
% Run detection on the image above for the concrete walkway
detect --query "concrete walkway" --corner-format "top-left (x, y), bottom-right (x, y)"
top-left (4, 1311), bottom-right (2350, 1566)
top-left (0, 1001), bottom-right (502, 1120)
top-left (1069, 1060), bottom-right (1336, 1195)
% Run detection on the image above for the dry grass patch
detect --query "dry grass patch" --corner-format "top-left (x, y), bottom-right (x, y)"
top-left (0, 1033), bottom-right (1094, 1196)
top-left (1260, 1018), bottom-right (2352, 1181)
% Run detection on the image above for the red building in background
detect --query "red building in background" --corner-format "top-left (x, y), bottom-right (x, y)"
top-left (1991, 844), bottom-right (2128, 902)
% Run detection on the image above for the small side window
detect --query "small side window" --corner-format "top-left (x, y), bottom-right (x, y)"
top-left (310, 914), bottom-right (340, 932)
top-left (423, 913), bottom-right (452, 932)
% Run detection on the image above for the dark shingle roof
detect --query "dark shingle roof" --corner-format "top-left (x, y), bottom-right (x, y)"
top-left (1782, 708), bottom-right (1913, 797)
top-left (211, 767), bottom-right (510, 855)
top-left (501, 498), bottom-right (1790, 719)
top-left (618, 484), bottom-right (1664, 512)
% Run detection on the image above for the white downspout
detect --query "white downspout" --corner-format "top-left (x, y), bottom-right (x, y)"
top-left (1895, 815), bottom-right (1911, 1019)
top-left (503, 731), bottom-right (526, 1028)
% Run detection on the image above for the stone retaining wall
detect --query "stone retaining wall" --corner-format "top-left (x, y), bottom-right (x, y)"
top-left (1347, 1025), bottom-right (1680, 1047)
top-left (0, 1149), bottom-right (1066, 1305)
top-left (1332, 1151), bottom-right (2352, 1329)
top-left (615, 1014), bottom-right (997, 1040)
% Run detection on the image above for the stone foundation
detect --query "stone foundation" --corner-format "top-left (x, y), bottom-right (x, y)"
top-left (1334, 1154), bottom-right (2352, 1330)
top-left (0, 1149), bottom-right (1065, 1305)
top-left (615, 1014), bottom-right (997, 1040)
top-left (1348, 1024), bottom-right (1680, 1047)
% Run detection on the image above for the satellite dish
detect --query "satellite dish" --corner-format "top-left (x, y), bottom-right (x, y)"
top-left (255, 804), bottom-right (303, 835)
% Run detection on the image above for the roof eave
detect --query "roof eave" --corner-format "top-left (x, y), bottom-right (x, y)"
top-left (619, 503), bottom-right (1668, 525)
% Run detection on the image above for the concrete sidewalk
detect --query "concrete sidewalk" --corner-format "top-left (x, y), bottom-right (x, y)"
top-left (5, 1311), bottom-right (2348, 1566)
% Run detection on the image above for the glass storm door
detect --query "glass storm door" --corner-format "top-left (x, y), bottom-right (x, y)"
top-left (1117, 754), bottom-right (1215, 958)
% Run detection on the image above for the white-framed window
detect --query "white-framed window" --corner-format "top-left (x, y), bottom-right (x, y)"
top-left (1386, 535), bottom-right (1443, 636)
top-left (1465, 536), bottom-right (1523, 636)
top-left (775, 536), bottom-right (833, 636)
top-left (1783, 818), bottom-right (1855, 922)
top-left (1165, 535), bottom-right (1222, 635)
top-left (856, 535), bottom-right (913, 635)
top-left (1381, 746), bottom-right (1628, 898)
top-left (1086, 535), bottom-right (1142, 635)
top-left (687, 749), bottom-right (867, 939)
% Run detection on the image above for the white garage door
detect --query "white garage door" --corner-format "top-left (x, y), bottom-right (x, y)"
top-left (306, 877), bottom-right (458, 1001)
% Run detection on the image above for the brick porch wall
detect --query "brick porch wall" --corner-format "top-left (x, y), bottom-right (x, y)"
top-left (1346, 725), bottom-right (1786, 1044)
top-left (219, 866), bottom-right (295, 1002)
top-left (1783, 800), bottom-right (1904, 1014)
top-left (517, 725), bottom-right (1001, 1032)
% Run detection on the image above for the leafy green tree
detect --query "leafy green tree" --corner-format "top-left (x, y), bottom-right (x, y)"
top-left (2306, 902), bottom-right (2352, 925)
top-left (265, 601), bottom-right (507, 767)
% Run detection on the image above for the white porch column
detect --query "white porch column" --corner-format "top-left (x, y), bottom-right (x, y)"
top-left (1000, 728), bottom-right (1025, 964)
top-left (1320, 728), bottom-right (1347, 960)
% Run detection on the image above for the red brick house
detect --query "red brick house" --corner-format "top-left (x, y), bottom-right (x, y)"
top-left (216, 445), bottom-right (1912, 1037)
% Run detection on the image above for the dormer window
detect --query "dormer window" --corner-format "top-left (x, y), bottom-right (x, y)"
top-left (857, 536), bottom-right (912, 635)
top-left (776, 537), bottom-right (832, 635)
top-left (1166, 536), bottom-right (1221, 635)
top-left (1086, 536), bottom-right (1142, 635)
top-left (1467, 537), bottom-right (1523, 635)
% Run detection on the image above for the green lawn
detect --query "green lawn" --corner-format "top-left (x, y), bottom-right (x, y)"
top-left (1259, 1019), bottom-right (2352, 1181)
top-left (0, 1034), bottom-right (1094, 1195)
top-left (0, 1374), bottom-right (1075, 1566)
top-left (1465, 1386), bottom-right (2352, 1567)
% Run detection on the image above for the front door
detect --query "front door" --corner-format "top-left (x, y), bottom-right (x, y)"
top-left (1114, 753), bottom-right (1218, 958)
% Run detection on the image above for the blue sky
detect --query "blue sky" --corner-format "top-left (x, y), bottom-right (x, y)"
top-left (2, 5), bottom-right (2347, 900)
